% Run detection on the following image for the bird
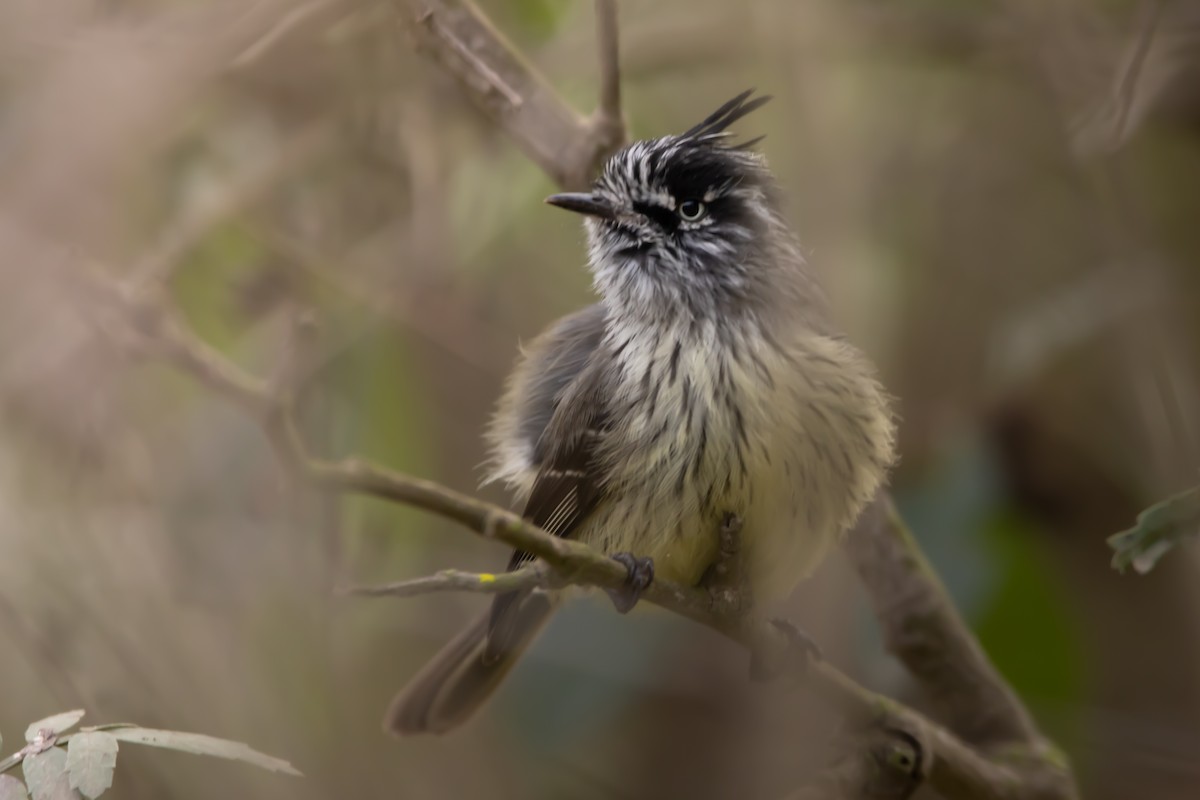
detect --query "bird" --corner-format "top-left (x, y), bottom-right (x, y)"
top-left (385, 89), bottom-right (896, 736)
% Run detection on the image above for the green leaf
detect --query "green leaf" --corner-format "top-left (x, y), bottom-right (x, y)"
top-left (0, 776), bottom-right (29, 800)
top-left (65, 734), bottom-right (117, 799)
top-left (1109, 485), bottom-right (1200, 574)
top-left (21, 748), bottom-right (77, 800)
top-left (23, 713), bottom-right (85, 744)
top-left (107, 729), bottom-right (301, 777)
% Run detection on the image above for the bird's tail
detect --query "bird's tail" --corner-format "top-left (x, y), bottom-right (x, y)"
top-left (384, 592), bottom-right (557, 735)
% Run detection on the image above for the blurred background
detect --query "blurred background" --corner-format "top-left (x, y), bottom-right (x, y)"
top-left (1, 0), bottom-right (1199, 798)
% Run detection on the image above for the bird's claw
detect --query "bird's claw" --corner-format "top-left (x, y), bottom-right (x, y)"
top-left (606, 552), bottom-right (654, 614)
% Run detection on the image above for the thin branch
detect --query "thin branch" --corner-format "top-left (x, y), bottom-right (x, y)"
top-left (590, 0), bottom-right (624, 148)
top-left (343, 565), bottom-right (550, 598)
top-left (230, 0), bottom-right (340, 70)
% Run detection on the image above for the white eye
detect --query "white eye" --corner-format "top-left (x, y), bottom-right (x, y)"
top-left (678, 200), bottom-right (706, 221)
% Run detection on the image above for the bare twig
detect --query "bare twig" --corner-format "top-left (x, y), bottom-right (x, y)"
top-left (343, 565), bottom-right (550, 598)
top-left (590, 0), bottom-right (624, 151)
top-left (230, 0), bottom-right (341, 70)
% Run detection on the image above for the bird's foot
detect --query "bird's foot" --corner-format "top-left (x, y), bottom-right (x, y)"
top-left (606, 552), bottom-right (655, 614)
top-left (750, 618), bottom-right (823, 682)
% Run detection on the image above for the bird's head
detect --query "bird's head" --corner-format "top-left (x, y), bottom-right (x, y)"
top-left (547, 90), bottom-right (796, 323)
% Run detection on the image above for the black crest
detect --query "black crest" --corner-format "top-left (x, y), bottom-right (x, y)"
top-left (680, 89), bottom-right (772, 149)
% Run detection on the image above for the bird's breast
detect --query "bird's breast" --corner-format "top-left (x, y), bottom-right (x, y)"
top-left (584, 316), bottom-right (894, 598)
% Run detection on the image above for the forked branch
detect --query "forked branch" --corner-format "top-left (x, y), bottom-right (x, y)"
top-left (394, 0), bottom-right (626, 190)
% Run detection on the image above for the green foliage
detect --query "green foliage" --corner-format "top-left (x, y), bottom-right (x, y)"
top-left (973, 510), bottom-right (1085, 751)
top-left (171, 221), bottom-right (266, 354)
top-left (1108, 485), bottom-right (1200, 574)
top-left (0, 711), bottom-right (300, 800)
top-left (480, 0), bottom-right (571, 43)
top-left (65, 734), bottom-right (117, 800)
top-left (23, 714), bottom-right (84, 745)
top-left (104, 729), bottom-right (298, 776)
top-left (21, 748), bottom-right (71, 800)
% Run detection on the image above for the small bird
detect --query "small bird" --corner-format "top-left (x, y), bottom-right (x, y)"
top-left (386, 90), bottom-right (896, 735)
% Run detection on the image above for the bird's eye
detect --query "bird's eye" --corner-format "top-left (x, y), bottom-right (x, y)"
top-left (678, 200), bottom-right (706, 221)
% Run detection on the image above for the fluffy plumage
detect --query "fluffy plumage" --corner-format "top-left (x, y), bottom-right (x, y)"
top-left (386, 90), bottom-right (896, 736)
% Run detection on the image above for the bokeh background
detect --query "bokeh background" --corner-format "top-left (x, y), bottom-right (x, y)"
top-left (2, 0), bottom-right (1199, 798)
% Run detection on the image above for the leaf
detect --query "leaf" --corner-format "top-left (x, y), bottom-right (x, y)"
top-left (0, 776), bottom-right (29, 800)
top-left (1109, 485), bottom-right (1200, 574)
top-left (107, 729), bottom-right (301, 777)
top-left (23, 714), bottom-right (85, 744)
top-left (21, 748), bottom-right (78, 800)
top-left (65, 734), bottom-right (117, 799)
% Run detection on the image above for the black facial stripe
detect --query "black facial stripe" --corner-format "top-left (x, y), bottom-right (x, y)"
top-left (632, 201), bottom-right (679, 232)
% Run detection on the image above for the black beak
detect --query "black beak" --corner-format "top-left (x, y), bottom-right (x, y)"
top-left (544, 192), bottom-right (617, 220)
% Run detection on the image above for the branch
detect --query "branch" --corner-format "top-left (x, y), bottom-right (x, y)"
top-left (590, 0), bottom-right (624, 149)
top-left (343, 565), bottom-right (549, 598)
top-left (844, 495), bottom-right (1041, 747)
top-left (394, 0), bottom-right (625, 190)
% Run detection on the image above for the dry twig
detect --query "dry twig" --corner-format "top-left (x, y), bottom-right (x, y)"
top-left (394, 0), bottom-right (626, 190)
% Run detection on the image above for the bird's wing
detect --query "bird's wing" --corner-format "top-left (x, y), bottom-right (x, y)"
top-left (513, 402), bottom-right (608, 565)
top-left (487, 333), bottom-right (611, 658)
top-left (509, 302), bottom-right (607, 465)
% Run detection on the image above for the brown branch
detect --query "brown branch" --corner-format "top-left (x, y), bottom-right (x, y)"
top-left (589, 0), bottom-right (624, 152)
top-left (394, 0), bottom-right (625, 190)
top-left (844, 495), bottom-right (1041, 747)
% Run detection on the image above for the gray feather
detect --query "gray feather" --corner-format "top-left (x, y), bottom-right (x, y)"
top-left (515, 302), bottom-right (607, 465)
